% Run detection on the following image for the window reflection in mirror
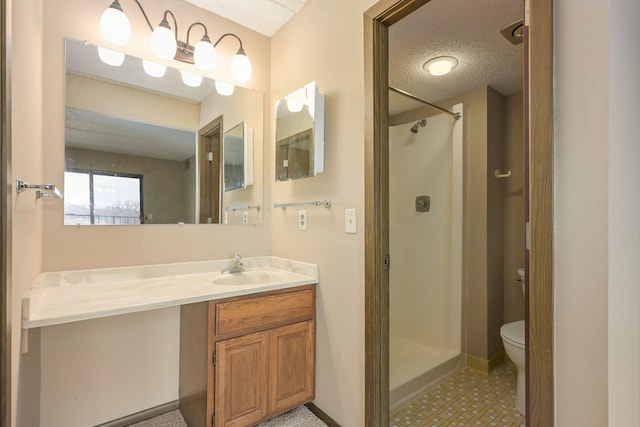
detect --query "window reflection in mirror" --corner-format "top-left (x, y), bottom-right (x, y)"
top-left (275, 82), bottom-right (325, 181)
top-left (63, 38), bottom-right (264, 225)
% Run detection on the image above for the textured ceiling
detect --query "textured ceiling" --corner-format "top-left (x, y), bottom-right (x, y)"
top-left (183, 0), bottom-right (311, 36)
top-left (389, 0), bottom-right (524, 115)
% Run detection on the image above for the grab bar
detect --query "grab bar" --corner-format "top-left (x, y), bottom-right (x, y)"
top-left (16, 179), bottom-right (63, 199)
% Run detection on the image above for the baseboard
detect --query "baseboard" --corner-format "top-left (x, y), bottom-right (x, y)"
top-left (305, 402), bottom-right (341, 427)
top-left (466, 352), bottom-right (505, 374)
top-left (95, 400), bottom-right (179, 427)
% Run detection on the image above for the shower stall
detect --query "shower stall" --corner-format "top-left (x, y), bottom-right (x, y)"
top-left (389, 103), bottom-right (464, 411)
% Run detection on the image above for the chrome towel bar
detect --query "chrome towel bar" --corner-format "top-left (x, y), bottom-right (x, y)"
top-left (273, 200), bottom-right (332, 210)
top-left (16, 179), bottom-right (63, 199)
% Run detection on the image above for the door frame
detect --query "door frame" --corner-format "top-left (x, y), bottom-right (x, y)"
top-left (363, 1), bottom-right (554, 426)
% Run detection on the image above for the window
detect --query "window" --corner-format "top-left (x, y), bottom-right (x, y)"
top-left (64, 170), bottom-right (143, 225)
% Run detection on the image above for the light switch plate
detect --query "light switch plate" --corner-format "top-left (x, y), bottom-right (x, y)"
top-left (242, 211), bottom-right (249, 224)
top-left (298, 210), bottom-right (307, 230)
top-left (345, 208), bottom-right (357, 233)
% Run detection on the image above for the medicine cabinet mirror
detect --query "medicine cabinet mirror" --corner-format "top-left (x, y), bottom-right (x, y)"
top-left (63, 38), bottom-right (264, 225)
top-left (223, 121), bottom-right (253, 192)
top-left (275, 82), bottom-right (325, 181)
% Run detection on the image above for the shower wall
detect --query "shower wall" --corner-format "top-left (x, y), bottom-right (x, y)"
top-left (393, 86), bottom-right (521, 368)
top-left (389, 111), bottom-right (461, 353)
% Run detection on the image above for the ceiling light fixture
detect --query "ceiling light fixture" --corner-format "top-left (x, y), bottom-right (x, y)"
top-left (100, 0), bottom-right (252, 83)
top-left (423, 56), bottom-right (458, 76)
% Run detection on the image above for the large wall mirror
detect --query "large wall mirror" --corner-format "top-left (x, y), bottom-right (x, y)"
top-left (64, 38), bottom-right (264, 225)
top-left (275, 82), bottom-right (325, 181)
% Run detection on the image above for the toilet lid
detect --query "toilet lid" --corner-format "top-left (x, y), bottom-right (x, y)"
top-left (501, 320), bottom-right (525, 346)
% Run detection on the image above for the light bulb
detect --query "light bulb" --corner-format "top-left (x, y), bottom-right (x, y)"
top-left (286, 99), bottom-right (304, 113)
top-left (231, 52), bottom-right (251, 83)
top-left (180, 70), bottom-right (203, 87)
top-left (97, 47), bottom-right (125, 66)
top-left (194, 38), bottom-right (216, 71)
top-left (100, 1), bottom-right (131, 46)
top-left (429, 61), bottom-right (452, 76)
top-left (423, 56), bottom-right (458, 76)
top-left (142, 59), bottom-right (166, 78)
top-left (151, 22), bottom-right (177, 60)
top-left (215, 80), bottom-right (235, 96)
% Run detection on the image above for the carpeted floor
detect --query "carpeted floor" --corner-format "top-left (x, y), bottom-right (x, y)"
top-left (128, 405), bottom-right (328, 427)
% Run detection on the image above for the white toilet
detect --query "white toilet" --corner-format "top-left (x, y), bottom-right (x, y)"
top-left (500, 268), bottom-right (526, 416)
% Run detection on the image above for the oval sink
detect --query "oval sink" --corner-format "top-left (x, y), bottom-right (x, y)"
top-left (211, 270), bottom-right (291, 286)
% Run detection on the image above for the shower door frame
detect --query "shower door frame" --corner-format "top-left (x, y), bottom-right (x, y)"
top-left (363, 1), bottom-right (554, 426)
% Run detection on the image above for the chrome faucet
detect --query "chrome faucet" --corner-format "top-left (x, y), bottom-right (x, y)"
top-left (221, 254), bottom-right (245, 274)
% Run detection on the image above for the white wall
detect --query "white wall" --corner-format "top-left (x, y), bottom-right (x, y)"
top-left (389, 115), bottom-right (455, 351)
top-left (554, 0), bottom-right (639, 425)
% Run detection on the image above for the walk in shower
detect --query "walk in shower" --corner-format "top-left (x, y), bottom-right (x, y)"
top-left (389, 103), bottom-right (464, 411)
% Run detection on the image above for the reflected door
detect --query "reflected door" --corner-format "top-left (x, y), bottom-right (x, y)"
top-left (199, 117), bottom-right (222, 224)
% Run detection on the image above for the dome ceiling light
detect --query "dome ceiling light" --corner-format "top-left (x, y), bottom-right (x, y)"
top-left (423, 56), bottom-right (459, 77)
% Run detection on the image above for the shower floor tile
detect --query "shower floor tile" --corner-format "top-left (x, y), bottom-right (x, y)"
top-left (390, 362), bottom-right (526, 427)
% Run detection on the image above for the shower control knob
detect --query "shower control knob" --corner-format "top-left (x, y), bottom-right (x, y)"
top-left (415, 195), bottom-right (430, 212)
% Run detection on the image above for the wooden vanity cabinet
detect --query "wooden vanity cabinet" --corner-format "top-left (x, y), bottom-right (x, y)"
top-left (179, 285), bottom-right (316, 427)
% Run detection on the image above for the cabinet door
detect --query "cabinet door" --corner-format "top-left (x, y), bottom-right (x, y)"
top-left (270, 321), bottom-right (315, 414)
top-left (215, 331), bottom-right (269, 427)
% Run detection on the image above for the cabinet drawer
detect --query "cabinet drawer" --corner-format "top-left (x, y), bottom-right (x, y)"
top-left (215, 289), bottom-right (314, 336)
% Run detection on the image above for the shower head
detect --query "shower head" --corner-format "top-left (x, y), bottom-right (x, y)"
top-left (410, 119), bottom-right (427, 134)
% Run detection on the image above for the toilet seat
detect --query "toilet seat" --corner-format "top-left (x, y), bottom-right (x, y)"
top-left (500, 320), bottom-right (525, 348)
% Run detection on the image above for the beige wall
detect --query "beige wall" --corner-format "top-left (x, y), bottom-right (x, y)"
top-left (503, 92), bottom-right (525, 324)
top-left (486, 87), bottom-right (506, 358)
top-left (555, 0), bottom-right (609, 425)
top-left (555, 0), bottom-right (640, 426)
top-left (66, 74), bottom-right (199, 132)
top-left (270, 0), bottom-right (375, 424)
top-left (608, 1), bottom-right (640, 425)
top-left (11, 0), bottom-right (43, 425)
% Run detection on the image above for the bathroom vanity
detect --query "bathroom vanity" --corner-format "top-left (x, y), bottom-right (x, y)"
top-left (180, 285), bottom-right (315, 427)
top-left (21, 257), bottom-right (318, 426)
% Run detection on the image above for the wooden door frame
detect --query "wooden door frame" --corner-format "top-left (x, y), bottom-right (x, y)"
top-left (363, 1), bottom-right (554, 426)
top-left (198, 116), bottom-right (223, 224)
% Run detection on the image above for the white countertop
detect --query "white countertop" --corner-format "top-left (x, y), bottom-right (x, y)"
top-left (22, 257), bottom-right (318, 329)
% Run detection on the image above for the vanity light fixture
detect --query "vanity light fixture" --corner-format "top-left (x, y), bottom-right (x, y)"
top-left (180, 69), bottom-right (203, 87)
top-left (423, 56), bottom-right (458, 76)
top-left (142, 59), bottom-right (166, 78)
top-left (97, 46), bottom-right (125, 66)
top-left (215, 80), bottom-right (235, 96)
top-left (100, 0), bottom-right (252, 83)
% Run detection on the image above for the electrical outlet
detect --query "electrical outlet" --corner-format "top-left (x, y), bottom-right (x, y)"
top-left (298, 210), bottom-right (307, 231)
top-left (345, 208), bottom-right (357, 233)
top-left (242, 211), bottom-right (249, 224)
